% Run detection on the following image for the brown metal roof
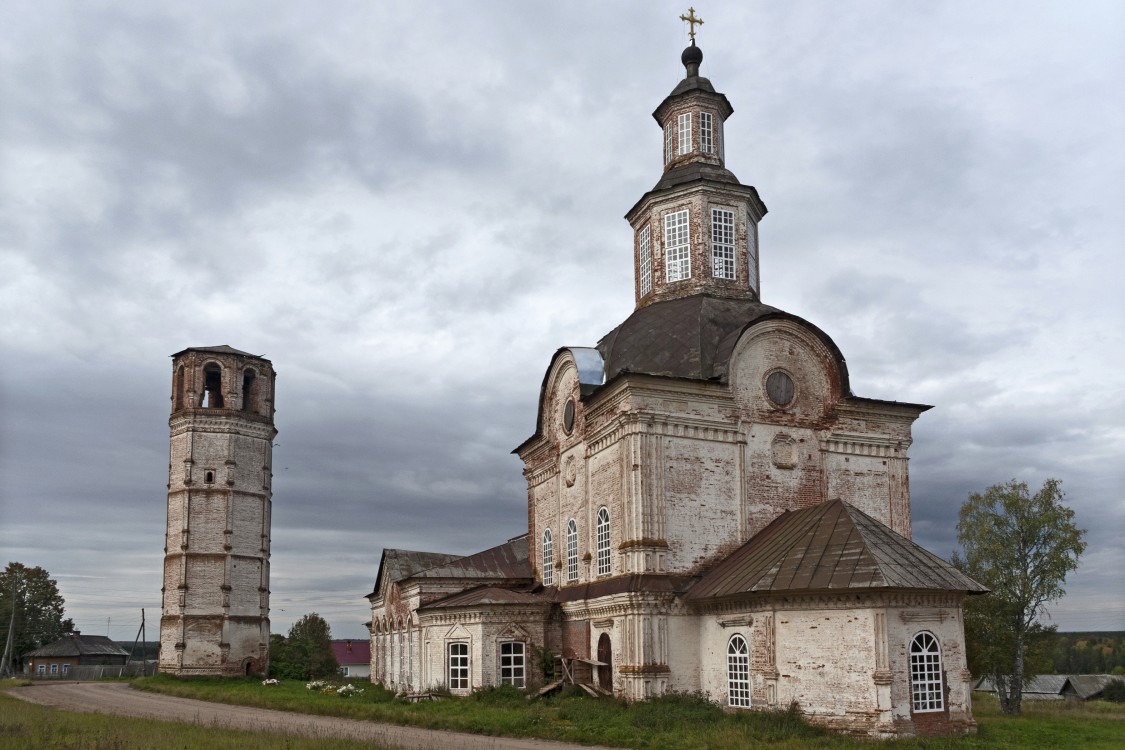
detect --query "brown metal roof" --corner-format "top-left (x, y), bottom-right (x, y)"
top-left (685, 500), bottom-right (987, 600)
top-left (23, 634), bottom-right (129, 659)
top-left (366, 548), bottom-right (465, 599)
top-left (419, 585), bottom-right (550, 611)
top-left (409, 536), bottom-right (531, 580)
top-left (170, 345), bottom-right (265, 359)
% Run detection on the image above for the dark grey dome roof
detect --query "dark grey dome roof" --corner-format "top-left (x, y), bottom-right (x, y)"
top-left (596, 294), bottom-right (851, 390)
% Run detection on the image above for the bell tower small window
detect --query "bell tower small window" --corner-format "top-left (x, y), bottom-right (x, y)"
top-left (638, 225), bottom-right (652, 296)
top-left (664, 123), bottom-right (673, 165)
top-left (202, 365), bottom-right (224, 409)
top-left (700, 112), bottom-right (713, 154)
top-left (664, 210), bottom-right (691, 282)
top-left (677, 112), bottom-right (692, 155)
top-left (711, 208), bottom-right (735, 280)
top-left (242, 370), bottom-right (258, 413)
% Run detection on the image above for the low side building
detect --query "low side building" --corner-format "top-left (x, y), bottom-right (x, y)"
top-left (23, 632), bottom-right (128, 677)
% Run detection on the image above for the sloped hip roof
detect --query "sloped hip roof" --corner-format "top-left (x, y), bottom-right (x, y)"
top-left (685, 499), bottom-right (988, 600)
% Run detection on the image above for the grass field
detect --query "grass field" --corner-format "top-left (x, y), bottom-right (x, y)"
top-left (4, 676), bottom-right (1123, 749)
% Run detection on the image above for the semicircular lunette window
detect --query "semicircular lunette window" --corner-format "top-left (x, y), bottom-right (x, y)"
top-left (765, 371), bottom-right (795, 407)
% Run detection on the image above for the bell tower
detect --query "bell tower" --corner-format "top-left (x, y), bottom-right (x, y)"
top-left (160, 345), bottom-right (276, 676)
top-left (626, 39), bottom-right (767, 308)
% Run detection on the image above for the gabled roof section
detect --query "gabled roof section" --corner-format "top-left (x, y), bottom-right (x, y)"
top-left (23, 634), bottom-right (129, 659)
top-left (330, 639), bottom-right (371, 665)
top-left (685, 500), bottom-right (987, 600)
top-left (366, 548), bottom-right (464, 599)
top-left (409, 535), bottom-right (531, 580)
top-left (419, 585), bottom-right (549, 611)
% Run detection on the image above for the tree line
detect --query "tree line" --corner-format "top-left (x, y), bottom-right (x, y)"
top-left (1050, 632), bottom-right (1125, 675)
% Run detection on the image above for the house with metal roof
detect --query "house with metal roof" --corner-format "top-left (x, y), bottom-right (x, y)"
top-left (23, 632), bottom-right (128, 677)
top-left (368, 26), bottom-right (985, 739)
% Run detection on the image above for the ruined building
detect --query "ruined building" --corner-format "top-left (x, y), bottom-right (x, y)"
top-left (160, 346), bottom-right (276, 676)
top-left (366, 40), bottom-right (986, 737)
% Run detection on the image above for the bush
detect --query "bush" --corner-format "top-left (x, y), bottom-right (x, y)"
top-left (471, 683), bottom-right (526, 706)
top-left (1102, 680), bottom-right (1125, 703)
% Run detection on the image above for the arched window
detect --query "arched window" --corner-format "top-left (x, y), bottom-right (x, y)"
top-left (242, 369), bottom-right (258, 413)
top-left (596, 507), bottom-right (611, 576)
top-left (542, 529), bottom-right (554, 586)
top-left (173, 365), bottom-right (185, 411)
top-left (566, 519), bottom-right (578, 582)
top-left (727, 634), bottom-right (751, 708)
top-left (448, 642), bottom-right (469, 690)
top-left (910, 631), bottom-right (944, 712)
top-left (202, 364), bottom-right (223, 408)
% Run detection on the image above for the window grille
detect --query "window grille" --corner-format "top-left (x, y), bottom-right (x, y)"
top-left (542, 529), bottom-right (554, 586)
top-left (701, 112), bottom-right (713, 154)
top-left (500, 642), bottom-right (526, 687)
top-left (909, 632), bottom-right (944, 712)
top-left (638, 225), bottom-right (652, 295)
top-left (711, 208), bottom-right (735, 280)
top-left (727, 634), bottom-right (751, 707)
top-left (596, 507), bottom-right (611, 576)
top-left (566, 519), bottom-right (579, 582)
top-left (747, 222), bottom-right (758, 292)
top-left (664, 210), bottom-right (691, 282)
top-left (677, 112), bottom-right (692, 155)
top-left (448, 642), bottom-right (469, 690)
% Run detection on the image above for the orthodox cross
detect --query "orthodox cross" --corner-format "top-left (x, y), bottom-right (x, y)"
top-left (680, 7), bottom-right (704, 43)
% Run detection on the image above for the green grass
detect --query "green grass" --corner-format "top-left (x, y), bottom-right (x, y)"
top-left (0, 691), bottom-right (389, 750)
top-left (13, 676), bottom-right (1125, 750)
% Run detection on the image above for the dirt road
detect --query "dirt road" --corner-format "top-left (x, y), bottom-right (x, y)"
top-left (6, 682), bottom-right (616, 750)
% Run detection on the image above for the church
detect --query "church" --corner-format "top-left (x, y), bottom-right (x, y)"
top-left (367, 30), bottom-right (985, 738)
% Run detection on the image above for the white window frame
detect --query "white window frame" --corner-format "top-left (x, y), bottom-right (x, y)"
top-left (664, 210), bottom-right (691, 282)
top-left (596, 507), bottom-right (611, 576)
top-left (700, 111), bottom-right (713, 154)
top-left (638, 225), bottom-right (652, 296)
top-left (711, 208), bottom-right (736, 280)
top-left (50, 663), bottom-right (59, 674)
top-left (542, 528), bottom-right (554, 586)
top-left (499, 641), bottom-right (526, 688)
top-left (727, 634), bottom-right (751, 708)
top-left (677, 112), bottom-right (692, 155)
top-left (664, 122), bottom-right (673, 165)
top-left (36, 664), bottom-right (45, 675)
top-left (909, 631), bottom-right (944, 712)
top-left (566, 519), bottom-right (579, 582)
top-left (747, 222), bottom-right (759, 292)
top-left (448, 642), bottom-right (470, 691)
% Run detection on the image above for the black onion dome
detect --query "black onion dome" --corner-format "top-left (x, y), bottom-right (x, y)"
top-left (681, 43), bottom-right (703, 71)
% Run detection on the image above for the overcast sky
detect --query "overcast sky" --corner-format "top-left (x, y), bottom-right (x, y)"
top-left (2, 1), bottom-right (1122, 644)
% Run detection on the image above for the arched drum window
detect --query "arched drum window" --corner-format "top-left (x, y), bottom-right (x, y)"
top-left (542, 529), bottom-right (554, 586)
top-left (566, 520), bottom-right (578, 582)
top-left (909, 631), bottom-right (944, 712)
top-left (727, 634), bottom-right (751, 708)
top-left (596, 507), bottom-right (611, 576)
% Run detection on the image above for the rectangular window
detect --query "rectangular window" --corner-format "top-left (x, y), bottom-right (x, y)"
top-left (711, 208), bottom-right (735, 280)
top-left (677, 112), bottom-right (692, 155)
top-left (50, 663), bottom-right (59, 674)
top-left (36, 664), bottom-right (45, 675)
top-left (700, 112), bottom-right (713, 154)
top-left (638, 225), bottom-right (652, 296)
top-left (664, 210), bottom-right (691, 282)
top-left (62, 663), bottom-right (70, 674)
top-left (499, 642), bottom-right (526, 688)
top-left (748, 222), bottom-right (758, 292)
top-left (566, 520), bottom-right (579, 583)
top-left (664, 123), bottom-right (673, 165)
top-left (448, 642), bottom-right (469, 690)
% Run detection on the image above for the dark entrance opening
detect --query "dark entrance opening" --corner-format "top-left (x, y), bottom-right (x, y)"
top-left (597, 633), bottom-right (612, 692)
